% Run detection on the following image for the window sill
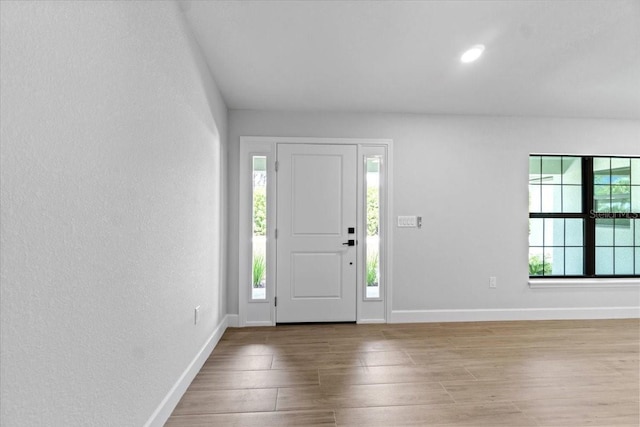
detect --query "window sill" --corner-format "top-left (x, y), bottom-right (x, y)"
top-left (529, 278), bottom-right (640, 289)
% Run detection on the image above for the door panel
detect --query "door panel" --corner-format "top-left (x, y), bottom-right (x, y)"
top-left (291, 252), bottom-right (341, 298)
top-left (291, 154), bottom-right (343, 235)
top-left (277, 144), bottom-right (357, 323)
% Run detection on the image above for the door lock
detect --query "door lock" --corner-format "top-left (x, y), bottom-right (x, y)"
top-left (342, 240), bottom-right (356, 246)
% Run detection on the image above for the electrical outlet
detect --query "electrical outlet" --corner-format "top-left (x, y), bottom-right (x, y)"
top-left (194, 306), bottom-right (200, 325)
top-left (489, 277), bottom-right (497, 288)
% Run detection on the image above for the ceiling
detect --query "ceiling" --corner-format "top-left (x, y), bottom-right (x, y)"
top-left (180, 0), bottom-right (640, 119)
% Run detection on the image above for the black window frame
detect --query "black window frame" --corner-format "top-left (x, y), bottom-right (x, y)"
top-left (529, 155), bottom-right (639, 279)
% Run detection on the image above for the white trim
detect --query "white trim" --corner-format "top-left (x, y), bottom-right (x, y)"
top-left (226, 314), bottom-right (239, 328)
top-left (239, 142), bottom-right (277, 326)
top-left (384, 143), bottom-right (394, 324)
top-left (389, 307), bottom-right (640, 323)
top-left (357, 318), bottom-right (387, 324)
top-left (529, 278), bottom-right (640, 288)
top-left (238, 137), bottom-right (393, 326)
top-left (241, 136), bottom-right (393, 146)
top-left (144, 315), bottom-right (229, 427)
top-left (244, 320), bottom-right (275, 327)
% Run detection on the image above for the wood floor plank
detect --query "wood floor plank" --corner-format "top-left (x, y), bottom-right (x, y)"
top-left (276, 382), bottom-right (454, 411)
top-left (514, 397), bottom-right (640, 427)
top-left (188, 369), bottom-right (319, 390)
top-left (319, 364), bottom-right (474, 386)
top-left (213, 342), bottom-right (331, 356)
top-left (442, 376), bottom-right (637, 404)
top-left (327, 339), bottom-right (402, 353)
top-left (462, 358), bottom-right (622, 381)
top-left (334, 402), bottom-right (538, 426)
top-left (358, 350), bottom-right (414, 366)
top-left (200, 354), bottom-right (273, 371)
top-left (166, 410), bottom-right (336, 427)
top-left (211, 343), bottom-right (275, 356)
top-left (271, 352), bottom-right (363, 369)
top-left (171, 388), bottom-right (277, 415)
top-left (598, 358), bottom-right (640, 379)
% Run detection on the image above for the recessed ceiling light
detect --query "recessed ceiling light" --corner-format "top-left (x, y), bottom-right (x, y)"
top-left (460, 45), bottom-right (485, 63)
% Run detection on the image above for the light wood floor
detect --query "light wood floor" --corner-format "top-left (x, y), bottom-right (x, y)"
top-left (166, 319), bottom-right (639, 426)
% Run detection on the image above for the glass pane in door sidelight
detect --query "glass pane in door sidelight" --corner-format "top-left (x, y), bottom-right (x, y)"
top-left (252, 156), bottom-right (267, 300)
top-left (365, 157), bottom-right (381, 299)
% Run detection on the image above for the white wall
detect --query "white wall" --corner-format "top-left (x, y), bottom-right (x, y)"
top-left (0, 1), bottom-right (227, 425)
top-left (228, 110), bottom-right (640, 319)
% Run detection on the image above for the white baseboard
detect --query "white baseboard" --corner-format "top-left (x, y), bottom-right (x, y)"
top-left (358, 318), bottom-right (386, 324)
top-left (145, 314), bottom-right (230, 427)
top-left (245, 320), bottom-right (274, 326)
top-left (389, 307), bottom-right (640, 323)
top-left (226, 314), bottom-right (239, 327)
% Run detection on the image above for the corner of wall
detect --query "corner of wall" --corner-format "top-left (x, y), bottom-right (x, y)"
top-left (144, 314), bottom-right (230, 427)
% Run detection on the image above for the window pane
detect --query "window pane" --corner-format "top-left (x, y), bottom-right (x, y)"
top-left (611, 157), bottom-right (630, 181)
top-left (635, 219), bottom-right (640, 245)
top-left (632, 158), bottom-right (640, 185)
top-left (541, 185), bottom-right (561, 212)
top-left (528, 157), bottom-right (542, 213)
top-left (529, 156), bottom-right (542, 178)
top-left (529, 218), bottom-right (543, 246)
top-left (636, 248), bottom-right (640, 275)
top-left (632, 186), bottom-right (640, 212)
top-left (529, 247), bottom-right (549, 276)
top-left (562, 157), bottom-right (582, 185)
top-left (562, 185), bottom-right (582, 212)
top-left (541, 156), bottom-right (562, 183)
top-left (593, 157), bottom-right (610, 184)
top-left (545, 218), bottom-right (564, 246)
top-left (595, 219), bottom-right (614, 246)
top-left (594, 157), bottom-right (631, 213)
top-left (529, 185), bottom-right (541, 212)
top-left (596, 247), bottom-right (614, 275)
top-left (614, 248), bottom-right (634, 275)
top-left (365, 157), bottom-right (381, 299)
top-left (594, 185), bottom-right (610, 212)
top-left (530, 156), bottom-right (583, 213)
top-left (611, 157), bottom-right (630, 169)
top-left (565, 247), bottom-right (583, 275)
top-left (614, 219), bottom-right (634, 246)
top-left (252, 156), bottom-right (267, 300)
top-left (565, 219), bottom-right (583, 246)
top-left (548, 247), bottom-right (564, 275)
top-left (612, 186), bottom-right (630, 213)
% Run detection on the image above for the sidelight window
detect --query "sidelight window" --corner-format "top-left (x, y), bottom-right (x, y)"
top-left (365, 156), bottom-right (381, 298)
top-left (252, 156), bottom-right (267, 299)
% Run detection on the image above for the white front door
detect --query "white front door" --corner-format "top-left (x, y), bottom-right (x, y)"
top-left (276, 144), bottom-right (357, 322)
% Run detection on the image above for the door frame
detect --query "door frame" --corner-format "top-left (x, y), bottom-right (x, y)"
top-left (238, 137), bottom-right (393, 326)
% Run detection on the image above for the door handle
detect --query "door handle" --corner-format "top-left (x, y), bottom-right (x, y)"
top-left (342, 240), bottom-right (356, 246)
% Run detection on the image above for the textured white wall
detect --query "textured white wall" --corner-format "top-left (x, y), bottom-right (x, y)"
top-left (227, 110), bottom-right (640, 315)
top-left (0, 1), bottom-right (227, 425)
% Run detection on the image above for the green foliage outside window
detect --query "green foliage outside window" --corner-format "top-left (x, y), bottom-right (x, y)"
top-left (253, 188), bottom-right (266, 236)
top-left (529, 254), bottom-right (552, 275)
top-left (367, 253), bottom-right (378, 286)
top-left (367, 186), bottom-right (379, 236)
top-left (252, 254), bottom-right (266, 288)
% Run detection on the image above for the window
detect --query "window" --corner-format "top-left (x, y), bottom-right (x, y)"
top-left (252, 156), bottom-right (267, 299)
top-left (529, 155), bottom-right (640, 277)
top-left (365, 156), bottom-right (381, 298)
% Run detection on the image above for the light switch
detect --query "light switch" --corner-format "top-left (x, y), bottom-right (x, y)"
top-left (397, 215), bottom-right (421, 228)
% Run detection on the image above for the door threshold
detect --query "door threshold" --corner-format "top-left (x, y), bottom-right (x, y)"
top-left (276, 321), bottom-right (357, 326)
